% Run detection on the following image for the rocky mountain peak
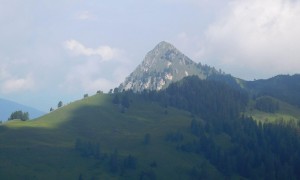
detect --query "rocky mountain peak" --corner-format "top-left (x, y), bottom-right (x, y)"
top-left (153, 41), bottom-right (176, 52)
top-left (118, 41), bottom-right (220, 92)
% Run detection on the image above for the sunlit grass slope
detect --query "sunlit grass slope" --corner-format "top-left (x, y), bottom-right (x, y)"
top-left (246, 97), bottom-right (300, 124)
top-left (0, 94), bottom-right (220, 180)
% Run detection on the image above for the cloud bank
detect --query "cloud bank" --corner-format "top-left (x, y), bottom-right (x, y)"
top-left (62, 40), bottom-right (131, 94)
top-left (200, 0), bottom-right (300, 79)
top-left (64, 39), bottom-right (121, 61)
top-left (0, 65), bottom-right (35, 94)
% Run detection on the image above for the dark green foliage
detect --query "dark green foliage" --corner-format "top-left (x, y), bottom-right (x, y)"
top-left (83, 94), bottom-right (89, 98)
top-left (78, 174), bottom-right (83, 180)
top-left (149, 161), bottom-right (157, 168)
top-left (123, 155), bottom-right (137, 170)
top-left (190, 119), bottom-right (205, 137)
top-left (74, 139), bottom-right (138, 175)
top-left (57, 101), bottom-right (63, 108)
top-left (96, 90), bottom-right (103, 94)
top-left (165, 131), bottom-right (183, 142)
top-left (189, 166), bottom-right (210, 180)
top-left (164, 76), bottom-right (248, 120)
top-left (247, 74), bottom-right (300, 107)
top-left (8, 110), bottom-right (29, 121)
top-left (113, 88), bottom-right (119, 94)
top-left (139, 170), bottom-right (156, 180)
top-left (109, 150), bottom-right (119, 173)
top-left (108, 150), bottom-right (138, 174)
top-left (112, 93), bottom-right (130, 110)
top-left (121, 95), bottom-right (130, 108)
top-left (143, 133), bottom-right (151, 145)
top-left (117, 76), bottom-right (300, 179)
top-left (164, 109), bottom-right (168, 115)
top-left (255, 96), bottom-right (279, 113)
top-left (178, 115), bottom-right (300, 179)
top-left (207, 74), bottom-right (242, 90)
top-left (141, 76), bottom-right (248, 123)
top-left (112, 95), bottom-right (120, 104)
top-left (74, 139), bottom-right (100, 159)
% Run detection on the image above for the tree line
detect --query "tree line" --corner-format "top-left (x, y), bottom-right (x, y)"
top-left (8, 110), bottom-right (29, 121)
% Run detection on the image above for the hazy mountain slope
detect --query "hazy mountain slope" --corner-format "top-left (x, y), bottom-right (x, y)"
top-left (246, 74), bottom-right (300, 107)
top-left (119, 41), bottom-right (221, 92)
top-left (0, 98), bottom-right (45, 121)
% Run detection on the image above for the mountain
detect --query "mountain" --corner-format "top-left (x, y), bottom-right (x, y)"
top-left (119, 41), bottom-right (222, 92)
top-left (0, 98), bottom-right (45, 121)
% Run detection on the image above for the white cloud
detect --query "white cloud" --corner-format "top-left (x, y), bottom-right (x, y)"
top-left (1, 74), bottom-right (35, 94)
top-left (113, 66), bottom-right (132, 84)
top-left (200, 0), bottom-right (300, 79)
top-left (0, 60), bottom-right (36, 94)
top-left (177, 32), bottom-right (189, 46)
top-left (61, 39), bottom-right (132, 94)
top-left (62, 58), bottom-right (123, 93)
top-left (84, 78), bottom-right (116, 93)
top-left (77, 11), bottom-right (95, 20)
top-left (0, 66), bottom-right (10, 80)
top-left (64, 39), bottom-right (121, 61)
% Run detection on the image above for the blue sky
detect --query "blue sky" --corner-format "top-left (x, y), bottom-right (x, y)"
top-left (1, 0), bottom-right (300, 111)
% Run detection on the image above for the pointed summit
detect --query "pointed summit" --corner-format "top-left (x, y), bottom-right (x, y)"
top-left (119, 41), bottom-right (220, 92)
top-left (141, 41), bottom-right (193, 72)
top-left (154, 41), bottom-right (176, 51)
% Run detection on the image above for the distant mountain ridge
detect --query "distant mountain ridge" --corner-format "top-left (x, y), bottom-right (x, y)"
top-left (119, 41), bottom-right (222, 92)
top-left (245, 74), bottom-right (300, 107)
top-left (0, 98), bottom-right (45, 121)
top-left (118, 41), bottom-right (300, 110)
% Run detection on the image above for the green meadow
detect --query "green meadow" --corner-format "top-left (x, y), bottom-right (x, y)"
top-left (0, 94), bottom-right (220, 179)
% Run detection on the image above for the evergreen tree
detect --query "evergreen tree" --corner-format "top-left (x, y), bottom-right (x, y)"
top-left (58, 101), bottom-right (63, 108)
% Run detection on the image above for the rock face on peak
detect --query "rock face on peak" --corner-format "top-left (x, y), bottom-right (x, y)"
top-left (119, 41), bottom-right (221, 92)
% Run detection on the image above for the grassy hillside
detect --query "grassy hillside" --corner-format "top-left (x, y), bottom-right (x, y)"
top-left (0, 94), bottom-right (220, 180)
top-left (246, 96), bottom-right (300, 124)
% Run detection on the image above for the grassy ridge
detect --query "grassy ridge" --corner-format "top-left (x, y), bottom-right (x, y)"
top-left (0, 94), bottom-right (220, 179)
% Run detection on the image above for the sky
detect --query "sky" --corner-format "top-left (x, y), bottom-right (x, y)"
top-left (1, 0), bottom-right (300, 112)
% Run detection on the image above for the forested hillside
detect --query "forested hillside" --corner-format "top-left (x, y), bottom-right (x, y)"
top-left (116, 76), bottom-right (300, 179)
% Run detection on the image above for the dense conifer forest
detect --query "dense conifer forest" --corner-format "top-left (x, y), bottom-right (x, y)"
top-left (116, 76), bottom-right (300, 179)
